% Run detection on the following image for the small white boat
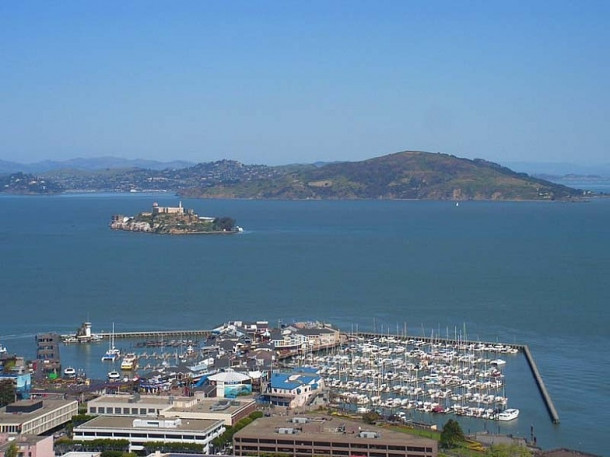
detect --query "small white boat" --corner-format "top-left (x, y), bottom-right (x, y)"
top-left (0, 344), bottom-right (7, 355)
top-left (497, 408), bottom-right (519, 421)
top-left (107, 370), bottom-right (121, 381)
top-left (63, 367), bottom-right (76, 377)
top-left (490, 359), bottom-right (507, 367)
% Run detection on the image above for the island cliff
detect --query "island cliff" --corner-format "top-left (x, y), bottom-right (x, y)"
top-left (110, 202), bottom-right (241, 234)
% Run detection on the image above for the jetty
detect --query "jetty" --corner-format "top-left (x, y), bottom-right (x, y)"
top-left (523, 344), bottom-right (560, 424)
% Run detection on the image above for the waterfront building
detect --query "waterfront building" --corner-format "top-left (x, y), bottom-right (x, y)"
top-left (233, 415), bottom-right (437, 457)
top-left (87, 393), bottom-right (256, 426)
top-left (73, 416), bottom-right (224, 454)
top-left (35, 333), bottom-right (61, 373)
top-left (0, 434), bottom-right (54, 457)
top-left (0, 399), bottom-right (78, 435)
top-left (207, 370), bottom-right (252, 398)
top-left (263, 367), bottom-right (325, 408)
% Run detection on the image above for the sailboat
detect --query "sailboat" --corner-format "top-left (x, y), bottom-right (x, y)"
top-left (101, 323), bottom-right (121, 361)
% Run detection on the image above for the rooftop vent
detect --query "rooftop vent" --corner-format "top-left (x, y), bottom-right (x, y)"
top-left (358, 431), bottom-right (380, 439)
top-left (277, 427), bottom-right (301, 435)
top-left (291, 417), bottom-right (310, 424)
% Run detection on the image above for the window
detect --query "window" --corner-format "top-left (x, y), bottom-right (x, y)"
top-left (90, 407), bottom-right (97, 413)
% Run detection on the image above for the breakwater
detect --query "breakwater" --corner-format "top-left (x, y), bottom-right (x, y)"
top-left (523, 345), bottom-right (560, 424)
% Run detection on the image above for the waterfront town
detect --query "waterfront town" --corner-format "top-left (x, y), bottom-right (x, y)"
top-left (0, 321), bottom-right (597, 457)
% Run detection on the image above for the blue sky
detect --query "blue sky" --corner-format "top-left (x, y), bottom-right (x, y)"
top-left (1, 1), bottom-right (608, 165)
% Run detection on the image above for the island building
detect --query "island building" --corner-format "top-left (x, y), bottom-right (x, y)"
top-left (0, 434), bottom-right (54, 457)
top-left (151, 201), bottom-right (185, 215)
top-left (73, 416), bottom-right (224, 454)
top-left (0, 399), bottom-right (78, 436)
top-left (86, 393), bottom-right (256, 426)
top-left (233, 415), bottom-right (437, 457)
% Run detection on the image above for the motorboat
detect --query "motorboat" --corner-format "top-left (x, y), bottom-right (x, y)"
top-left (107, 370), bottom-right (121, 381)
top-left (120, 353), bottom-right (138, 370)
top-left (63, 367), bottom-right (76, 377)
top-left (490, 359), bottom-right (507, 367)
top-left (497, 408), bottom-right (519, 421)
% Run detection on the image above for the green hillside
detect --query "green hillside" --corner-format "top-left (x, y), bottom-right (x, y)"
top-left (180, 151), bottom-right (584, 201)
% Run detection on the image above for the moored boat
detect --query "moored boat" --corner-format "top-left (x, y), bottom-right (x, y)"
top-left (497, 408), bottom-right (519, 421)
top-left (107, 370), bottom-right (121, 381)
top-left (63, 367), bottom-right (76, 377)
top-left (120, 353), bottom-right (138, 370)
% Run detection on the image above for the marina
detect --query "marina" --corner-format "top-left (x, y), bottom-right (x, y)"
top-left (56, 322), bottom-right (558, 426)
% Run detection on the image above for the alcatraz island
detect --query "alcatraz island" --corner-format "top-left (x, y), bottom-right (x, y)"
top-left (110, 201), bottom-right (242, 234)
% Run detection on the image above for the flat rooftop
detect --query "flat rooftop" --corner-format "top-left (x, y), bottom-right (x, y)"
top-left (0, 399), bottom-right (77, 425)
top-left (234, 415), bottom-right (435, 446)
top-left (89, 394), bottom-right (177, 407)
top-left (77, 415), bottom-right (222, 434)
top-left (168, 398), bottom-right (254, 415)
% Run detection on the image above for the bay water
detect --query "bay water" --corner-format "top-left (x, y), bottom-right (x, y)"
top-left (0, 194), bottom-right (608, 455)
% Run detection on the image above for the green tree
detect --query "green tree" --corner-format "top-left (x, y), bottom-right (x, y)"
top-left (361, 411), bottom-right (381, 425)
top-left (5, 442), bottom-right (18, 457)
top-left (0, 379), bottom-right (15, 407)
top-left (439, 419), bottom-right (465, 449)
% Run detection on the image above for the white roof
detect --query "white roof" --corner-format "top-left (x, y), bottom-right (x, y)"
top-left (208, 371), bottom-right (250, 383)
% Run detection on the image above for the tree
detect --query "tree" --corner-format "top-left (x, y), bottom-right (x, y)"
top-left (361, 411), bottom-right (381, 425)
top-left (439, 419), bottom-right (465, 449)
top-left (0, 379), bottom-right (15, 407)
top-left (5, 442), bottom-right (18, 457)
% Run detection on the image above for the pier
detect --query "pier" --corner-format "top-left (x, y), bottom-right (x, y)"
top-left (97, 329), bottom-right (212, 340)
top-left (523, 344), bottom-right (560, 424)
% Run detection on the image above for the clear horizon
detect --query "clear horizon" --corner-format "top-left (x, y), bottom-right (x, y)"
top-left (1, 1), bottom-right (608, 166)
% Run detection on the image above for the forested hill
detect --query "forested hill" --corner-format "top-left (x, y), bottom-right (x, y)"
top-left (179, 151), bottom-right (584, 201)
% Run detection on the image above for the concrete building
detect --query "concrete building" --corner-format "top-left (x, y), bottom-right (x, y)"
top-left (0, 399), bottom-right (78, 435)
top-left (73, 416), bottom-right (224, 454)
top-left (233, 415), bottom-right (437, 457)
top-left (35, 333), bottom-right (61, 374)
top-left (87, 393), bottom-right (256, 426)
top-left (0, 434), bottom-right (54, 457)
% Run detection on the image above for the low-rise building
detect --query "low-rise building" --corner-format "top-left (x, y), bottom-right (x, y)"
top-left (233, 415), bottom-right (437, 457)
top-left (87, 393), bottom-right (256, 426)
top-left (0, 399), bottom-right (78, 435)
top-left (0, 434), bottom-right (54, 457)
top-left (264, 368), bottom-right (325, 408)
top-left (73, 416), bottom-right (224, 454)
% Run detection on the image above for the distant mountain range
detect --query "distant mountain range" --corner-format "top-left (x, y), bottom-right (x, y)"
top-left (0, 157), bottom-right (194, 174)
top-left (0, 151), bottom-right (597, 200)
top-left (502, 161), bottom-right (610, 178)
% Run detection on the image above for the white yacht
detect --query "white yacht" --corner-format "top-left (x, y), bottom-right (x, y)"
top-left (63, 367), bottom-right (76, 377)
top-left (107, 370), bottom-right (121, 381)
top-left (497, 408), bottom-right (519, 421)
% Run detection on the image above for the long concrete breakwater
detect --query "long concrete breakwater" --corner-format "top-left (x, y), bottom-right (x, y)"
top-left (522, 344), bottom-right (560, 424)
